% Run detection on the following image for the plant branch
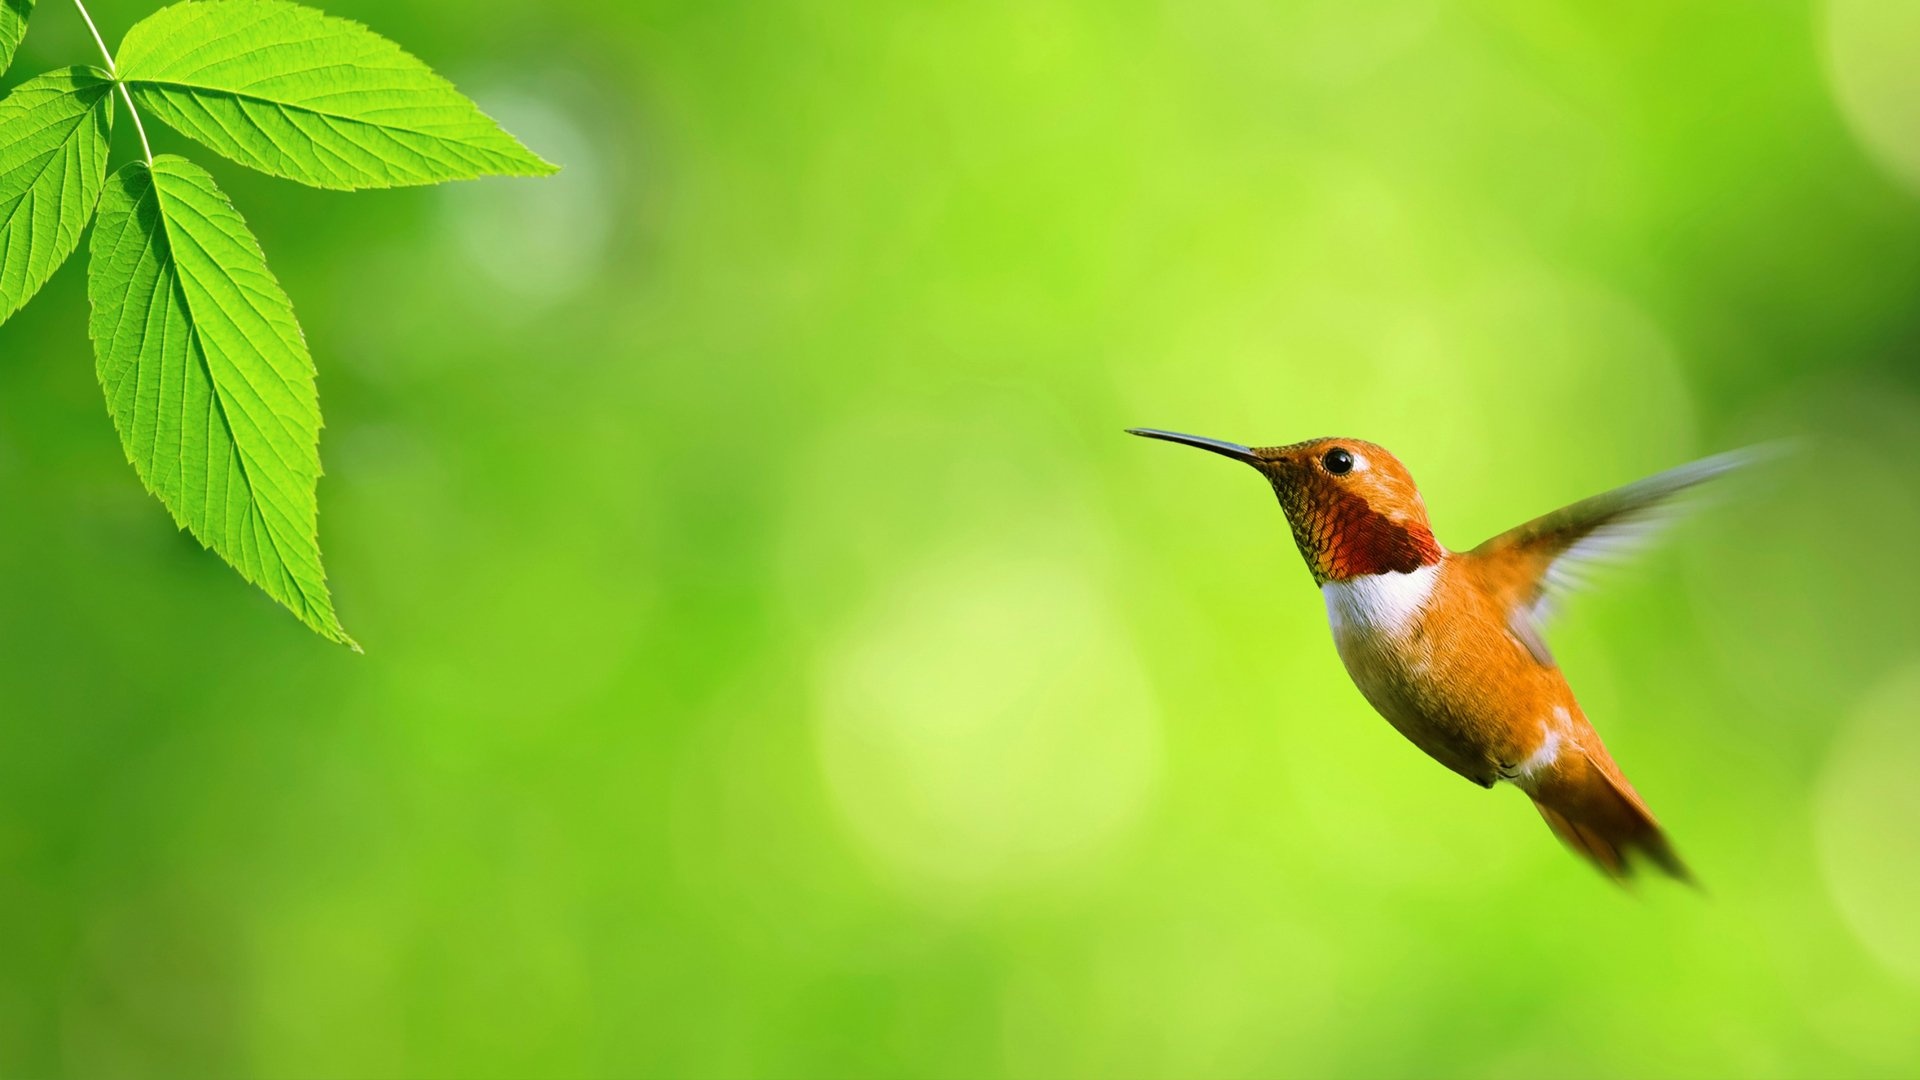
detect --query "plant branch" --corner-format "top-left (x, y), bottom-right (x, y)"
top-left (72, 0), bottom-right (153, 165)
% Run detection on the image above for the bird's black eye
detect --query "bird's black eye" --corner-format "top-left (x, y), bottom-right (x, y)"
top-left (1322, 448), bottom-right (1354, 475)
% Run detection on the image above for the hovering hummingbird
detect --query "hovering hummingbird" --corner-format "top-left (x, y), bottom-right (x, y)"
top-left (1129, 428), bottom-right (1756, 883)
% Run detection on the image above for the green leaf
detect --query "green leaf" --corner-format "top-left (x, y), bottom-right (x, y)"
top-left (116, 0), bottom-right (555, 191)
top-left (88, 155), bottom-right (353, 646)
top-left (0, 66), bottom-right (113, 326)
top-left (0, 0), bottom-right (32, 78)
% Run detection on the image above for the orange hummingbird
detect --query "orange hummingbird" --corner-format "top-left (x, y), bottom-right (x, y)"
top-left (1129, 428), bottom-right (1756, 883)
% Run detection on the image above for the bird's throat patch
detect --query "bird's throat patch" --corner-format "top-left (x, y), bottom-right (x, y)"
top-left (1281, 487), bottom-right (1443, 584)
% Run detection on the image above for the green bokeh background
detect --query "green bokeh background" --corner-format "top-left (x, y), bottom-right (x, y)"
top-left (5, 0), bottom-right (1920, 1076)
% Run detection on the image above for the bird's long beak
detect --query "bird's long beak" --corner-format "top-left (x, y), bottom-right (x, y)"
top-left (1126, 428), bottom-right (1260, 465)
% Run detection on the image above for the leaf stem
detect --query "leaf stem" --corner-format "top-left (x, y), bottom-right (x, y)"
top-left (71, 0), bottom-right (153, 165)
top-left (116, 86), bottom-right (154, 165)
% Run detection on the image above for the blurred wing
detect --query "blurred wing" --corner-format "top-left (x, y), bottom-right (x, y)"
top-left (1470, 447), bottom-right (1769, 665)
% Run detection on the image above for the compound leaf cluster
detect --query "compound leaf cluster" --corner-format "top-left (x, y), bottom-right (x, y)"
top-left (0, 0), bottom-right (554, 645)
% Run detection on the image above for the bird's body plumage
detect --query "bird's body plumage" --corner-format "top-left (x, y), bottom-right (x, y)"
top-left (1324, 550), bottom-right (1684, 879)
top-left (1129, 428), bottom-right (1751, 883)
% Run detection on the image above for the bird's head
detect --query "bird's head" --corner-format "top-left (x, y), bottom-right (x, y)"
top-left (1129, 429), bottom-right (1443, 585)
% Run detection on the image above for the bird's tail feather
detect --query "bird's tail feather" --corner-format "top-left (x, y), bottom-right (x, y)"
top-left (1528, 746), bottom-right (1692, 886)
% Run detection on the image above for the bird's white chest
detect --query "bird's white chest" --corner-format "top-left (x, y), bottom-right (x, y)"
top-left (1322, 563), bottom-right (1441, 648)
top-left (1321, 563), bottom-right (1444, 726)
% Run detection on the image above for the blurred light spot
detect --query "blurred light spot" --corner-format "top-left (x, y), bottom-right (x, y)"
top-left (815, 549), bottom-right (1161, 903)
top-left (1825, 0), bottom-right (1920, 192)
top-left (1689, 381), bottom-right (1920, 714)
top-left (1288, 0), bottom-right (1440, 87)
top-left (438, 85), bottom-right (610, 312)
top-left (1816, 662), bottom-right (1920, 984)
top-left (1391, 271), bottom-right (1698, 522)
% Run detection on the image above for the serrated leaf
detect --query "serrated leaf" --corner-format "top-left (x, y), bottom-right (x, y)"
top-left (0, 0), bottom-right (32, 77)
top-left (88, 155), bottom-right (352, 645)
top-left (115, 0), bottom-right (555, 191)
top-left (0, 66), bottom-right (113, 326)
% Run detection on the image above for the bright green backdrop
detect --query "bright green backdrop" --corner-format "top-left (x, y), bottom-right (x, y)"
top-left (3, 0), bottom-right (1920, 1076)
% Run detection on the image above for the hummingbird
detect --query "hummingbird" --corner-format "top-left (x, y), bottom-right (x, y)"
top-left (1129, 428), bottom-right (1755, 883)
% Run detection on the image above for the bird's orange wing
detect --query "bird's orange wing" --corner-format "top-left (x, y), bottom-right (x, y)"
top-left (1469, 448), bottom-right (1765, 665)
